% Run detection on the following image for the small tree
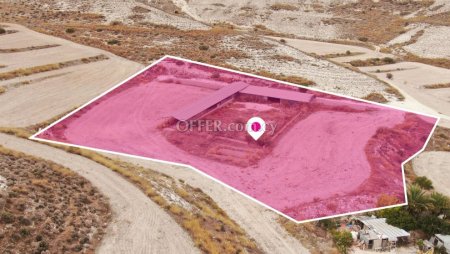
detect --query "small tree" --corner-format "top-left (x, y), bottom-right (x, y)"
top-left (332, 230), bottom-right (353, 254)
top-left (0, 27), bottom-right (6, 34)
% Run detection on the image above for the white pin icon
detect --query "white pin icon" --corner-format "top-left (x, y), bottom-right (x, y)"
top-left (246, 117), bottom-right (266, 141)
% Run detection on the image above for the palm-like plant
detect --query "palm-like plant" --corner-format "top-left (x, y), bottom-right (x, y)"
top-left (407, 184), bottom-right (430, 215)
top-left (429, 192), bottom-right (450, 218)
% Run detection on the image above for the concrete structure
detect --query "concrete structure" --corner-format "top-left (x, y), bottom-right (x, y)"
top-left (171, 81), bottom-right (315, 121)
top-left (430, 234), bottom-right (450, 251)
top-left (354, 216), bottom-right (410, 251)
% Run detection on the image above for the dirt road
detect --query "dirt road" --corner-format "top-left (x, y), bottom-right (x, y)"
top-left (112, 155), bottom-right (311, 254)
top-left (0, 133), bottom-right (199, 254)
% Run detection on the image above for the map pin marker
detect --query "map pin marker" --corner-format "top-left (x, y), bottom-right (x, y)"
top-left (246, 117), bottom-right (266, 141)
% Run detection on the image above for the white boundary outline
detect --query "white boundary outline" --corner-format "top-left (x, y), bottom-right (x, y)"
top-left (30, 55), bottom-right (440, 223)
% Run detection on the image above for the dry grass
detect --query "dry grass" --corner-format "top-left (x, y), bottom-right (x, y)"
top-left (407, 12), bottom-right (450, 26)
top-left (384, 86), bottom-right (405, 101)
top-left (0, 44), bottom-right (59, 53)
top-left (423, 83), bottom-right (450, 89)
top-left (362, 92), bottom-right (388, 103)
top-left (330, 0), bottom-right (433, 44)
top-left (348, 57), bottom-right (396, 67)
top-left (0, 54), bottom-right (108, 81)
top-left (0, 86), bottom-right (5, 94)
top-left (278, 218), bottom-right (338, 254)
top-left (321, 51), bottom-right (365, 59)
top-left (269, 3), bottom-right (299, 11)
top-left (425, 126), bottom-right (450, 152)
top-left (404, 53), bottom-right (450, 69)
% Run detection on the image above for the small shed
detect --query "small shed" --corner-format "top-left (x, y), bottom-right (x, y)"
top-left (354, 216), bottom-right (410, 251)
top-left (430, 234), bottom-right (450, 251)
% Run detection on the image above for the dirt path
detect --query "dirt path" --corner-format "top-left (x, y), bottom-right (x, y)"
top-left (413, 151), bottom-right (450, 196)
top-left (0, 133), bottom-right (199, 254)
top-left (112, 155), bottom-right (311, 254)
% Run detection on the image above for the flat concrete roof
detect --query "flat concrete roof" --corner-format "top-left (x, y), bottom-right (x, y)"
top-left (241, 85), bottom-right (314, 103)
top-left (172, 81), bottom-right (249, 121)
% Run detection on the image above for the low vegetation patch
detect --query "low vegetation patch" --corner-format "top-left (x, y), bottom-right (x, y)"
top-left (362, 92), bottom-right (388, 103)
top-left (330, 0), bottom-right (433, 44)
top-left (404, 53), bottom-right (450, 70)
top-left (425, 126), bottom-right (450, 152)
top-left (348, 57), bottom-right (396, 67)
top-left (0, 54), bottom-right (108, 81)
top-left (0, 145), bottom-right (110, 253)
top-left (0, 44), bottom-right (59, 53)
top-left (321, 51), bottom-right (364, 58)
top-left (278, 218), bottom-right (338, 254)
top-left (384, 86), bottom-right (405, 101)
top-left (423, 83), bottom-right (450, 89)
top-left (376, 184), bottom-right (450, 237)
top-left (269, 3), bottom-right (299, 11)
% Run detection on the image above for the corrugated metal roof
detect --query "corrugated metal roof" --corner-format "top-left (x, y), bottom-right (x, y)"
top-left (241, 85), bottom-right (314, 103)
top-left (172, 81), bottom-right (249, 121)
top-left (360, 218), bottom-right (410, 240)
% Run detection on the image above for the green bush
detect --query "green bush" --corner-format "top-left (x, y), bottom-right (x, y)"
top-left (332, 230), bottom-right (353, 254)
top-left (0, 27), bottom-right (6, 34)
top-left (414, 176), bottom-right (434, 190)
top-left (376, 207), bottom-right (417, 231)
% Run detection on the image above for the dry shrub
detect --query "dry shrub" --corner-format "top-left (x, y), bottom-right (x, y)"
top-left (363, 92), bottom-right (388, 103)
top-left (423, 83), bottom-right (450, 89)
top-left (377, 193), bottom-right (400, 207)
top-left (270, 3), bottom-right (299, 11)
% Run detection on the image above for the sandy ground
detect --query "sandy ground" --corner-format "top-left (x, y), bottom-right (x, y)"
top-left (0, 23), bottom-right (143, 127)
top-left (0, 133), bottom-right (199, 254)
top-left (359, 62), bottom-right (450, 124)
top-left (403, 26), bottom-right (450, 59)
top-left (413, 151), bottom-right (450, 197)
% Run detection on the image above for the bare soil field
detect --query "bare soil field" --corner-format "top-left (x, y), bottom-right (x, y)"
top-left (0, 23), bottom-right (142, 127)
top-left (360, 62), bottom-right (450, 122)
top-left (223, 35), bottom-right (396, 100)
top-left (413, 151), bottom-right (450, 197)
top-left (0, 133), bottom-right (200, 254)
top-left (403, 26), bottom-right (450, 59)
top-left (270, 36), bottom-right (393, 62)
top-left (0, 145), bottom-right (110, 254)
top-left (35, 58), bottom-right (436, 221)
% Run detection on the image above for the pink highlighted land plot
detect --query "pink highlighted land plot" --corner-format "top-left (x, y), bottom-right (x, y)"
top-left (34, 57), bottom-right (438, 222)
